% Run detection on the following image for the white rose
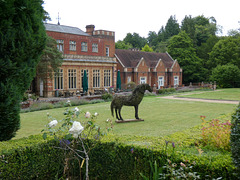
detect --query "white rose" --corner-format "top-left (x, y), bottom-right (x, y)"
top-left (85, 112), bottom-right (91, 118)
top-left (69, 121), bottom-right (84, 138)
top-left (48, 120), bottom-right (58, 128)
top-left (75, 107), bottom-right (79, 112)
top-left (67, 100), bottom-right (71, 103)
top-left (94, 112), bottom-right (98, 116)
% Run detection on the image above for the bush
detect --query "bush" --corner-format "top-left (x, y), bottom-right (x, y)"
top-left (101, 93), bottom-right (113, 101)
top-left (231, 104), bottom-right (240, 176)
top-left (158, 88), bottom-right (176, 94)
top-left (200, 116), bottom-right (232, 151)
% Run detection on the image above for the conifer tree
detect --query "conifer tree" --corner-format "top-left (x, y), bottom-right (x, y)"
top-left (0, 0), bottom-right (46, 141)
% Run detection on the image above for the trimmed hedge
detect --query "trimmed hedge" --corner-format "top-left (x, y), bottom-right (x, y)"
top-left (0, 131), bottom-right (238, 179)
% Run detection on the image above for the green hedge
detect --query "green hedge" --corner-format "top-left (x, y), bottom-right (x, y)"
top-left (158, 88), bottom-right (176, 94)
top-left (0, 132), bottom-right (238, 179)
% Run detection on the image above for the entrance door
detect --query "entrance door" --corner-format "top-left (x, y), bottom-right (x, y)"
top-left (158, 76), bottom-right (164, 89)
top-left (174, 76), bottom-right (179, 87)
top-left (40, 79), bottom-right (43, 97)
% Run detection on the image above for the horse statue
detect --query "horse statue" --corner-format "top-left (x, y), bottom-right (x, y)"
top-left (111, 84), bottom-right (152, 120)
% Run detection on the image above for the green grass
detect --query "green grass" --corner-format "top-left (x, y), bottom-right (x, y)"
top-left (176, 88), bottom-right (240, 101)
top-left (15, 96), bottom-right (237, 139)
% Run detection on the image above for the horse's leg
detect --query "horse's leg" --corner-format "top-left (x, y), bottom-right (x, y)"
top-left (134, 105), bottom-right (139, 119)
top-left (119, 107), bottom-right (123, 120)
top-left (115, 108), bottom-right (120, 120)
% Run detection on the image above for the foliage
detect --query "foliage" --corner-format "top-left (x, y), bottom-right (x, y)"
top-left (208, 36), bottom-right (240, 69)
top-left (200, 116), bottom-right (232, 151)
top-left (210, 64), bottom-right (240, 88)
top-left (123, 32), bottom-right (147, 49)
top-left (158, 88), bottom-right (176, 94)
top-left (169, 31), bottom-right (208, 83)
top-left (164, 15), bottom-right (180, 40)
top-left (37, 35), bottom-right (63, 80)
top-left (141, 44), bottom-right (153, 52)
top-left (115, 40), bottom-right (133, 49)
top-left (41, 102), bottom-right (113, 179)
top-left (0, 0), bottom-right (46, 141)
top-left (101, 93), bottom-right (113, 101)
top-left (231, 104), bottom-right (240, 176)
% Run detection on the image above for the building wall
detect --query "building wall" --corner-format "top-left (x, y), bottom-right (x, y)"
top-left (36, 26), bottom-right (116, 97)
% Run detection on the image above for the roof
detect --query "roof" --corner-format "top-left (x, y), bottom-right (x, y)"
top-left (44, 23), bottom-right (90, 36)
top-left (115, 49), bottom-right (174, 68)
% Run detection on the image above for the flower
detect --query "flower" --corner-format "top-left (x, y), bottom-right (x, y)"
top-left (106, 119), bottom-right (110, 122)
top-left (130, 148), bottom-right (134, 153)
top-left (75, 107), bottom-right (79, 112)
top-left (48, 120), bottom-right (58, 128)
top-left (172, 142), bottom-right (175, 148)
top-left (94, 112), bottom-right (98, 116)
top-left (180, 162), bottom-right (186, 167)
top-left (69, 121), bottom-right (84, 138)
top-left (67, 100), bottom-right (71, 103)
top-left (85, 112), bottom-right (91, 118)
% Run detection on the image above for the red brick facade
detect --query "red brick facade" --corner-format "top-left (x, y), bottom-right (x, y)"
top-left (35, 23), bottom-right (117, 97)
top-left (115, 49), bottom-right (182, 89)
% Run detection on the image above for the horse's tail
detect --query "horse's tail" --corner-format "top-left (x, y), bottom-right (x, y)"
top-left (110, 101), bottom-right (114, 117)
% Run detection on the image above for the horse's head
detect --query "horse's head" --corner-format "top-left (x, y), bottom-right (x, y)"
top-left (137, 84), bottom-right (152, 93)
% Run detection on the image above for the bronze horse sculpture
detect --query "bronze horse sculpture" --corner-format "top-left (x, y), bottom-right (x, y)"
top-left (111, 84), bottom-right (152, 120)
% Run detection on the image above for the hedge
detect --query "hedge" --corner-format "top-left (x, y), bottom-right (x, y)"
top-left (0, 132), bottom-right (238, 179)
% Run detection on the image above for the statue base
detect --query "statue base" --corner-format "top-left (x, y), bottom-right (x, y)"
top-left (115, 119), bottom-right (144, 123)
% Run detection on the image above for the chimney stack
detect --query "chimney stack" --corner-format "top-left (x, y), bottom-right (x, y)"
top-left (86, 25), bottom-right (95, 35)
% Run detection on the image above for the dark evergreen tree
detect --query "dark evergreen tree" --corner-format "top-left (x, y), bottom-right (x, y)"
top-left (0, 0), bottom-right (46, 141)
top-left (123, 33), bottom-right (147, 49)
top-left (164, 15), bottom-right (180, 40)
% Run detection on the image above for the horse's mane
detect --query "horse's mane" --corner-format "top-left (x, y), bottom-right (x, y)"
top-left (132, 84), bottom-right (145, 94)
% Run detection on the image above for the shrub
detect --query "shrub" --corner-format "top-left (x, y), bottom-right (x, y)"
top-left (101, 93), bottom-right (113, 101)
top-left (231, 104), bottom-right (240, 176)
top-left (158, 88), bottom-right (176, 94)
top-left (200, 116), bottom-right (232, 151)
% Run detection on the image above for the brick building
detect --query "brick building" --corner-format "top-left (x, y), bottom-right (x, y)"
top-left (115, 49), bottom-right (182, 89)
top-left (35, 23), bottom-right (117, 97)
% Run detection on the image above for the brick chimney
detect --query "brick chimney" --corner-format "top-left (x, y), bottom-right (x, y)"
top-left (86, 25), bottom-right (95, 35)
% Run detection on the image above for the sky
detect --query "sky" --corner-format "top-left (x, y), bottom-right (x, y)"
top-left (43, 0), bottom-right (240, 41)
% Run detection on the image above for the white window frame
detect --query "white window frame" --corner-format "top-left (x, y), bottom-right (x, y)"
top-left (92, 43), bottom-right (98, 53)
top-left (68, 69), bottom-right (77, 89)
top-left (140, 77), bottom-right (146, 84)
top-left (174, 76), bottom-right (179, 87)
top-left (69, 41), bottom-right (76, 51)
top-left (57, 40), bottom-right (64, 52)
top-left (81, 42), bottom-right (88, 52)
top-left (93, 69), bottom-right (100, 88)
top-left (158, 76), bottom-right (164, 89)
top-left (104, 69), bottom-right (111, 87)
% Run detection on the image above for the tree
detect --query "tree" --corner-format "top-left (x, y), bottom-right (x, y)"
top-left (210, 64), bottom-right (240, 88)
top-left (141, 44), bottom-right (153, 52)
top-left (115, 40), bottom-right (132, 49)
top-left (164, 15), bottom-right (180, 40)
top-left (181, 15), bottom-right (196, 41)
top-left (37, 35), bottom-right (63, 80)
top-left (123, 32), bottom-right (147, 49)
top-left (208, 36), bottom-right (240, 69)
top-left (0, 0), bottom-right (46, 141)
top-left (168, 31), bottom-right (206, 83)
top-left (147, 31), bottom-right (158, 47)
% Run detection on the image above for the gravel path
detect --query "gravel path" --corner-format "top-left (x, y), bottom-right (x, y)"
top-left (158, 95), bottom-right (239, 104)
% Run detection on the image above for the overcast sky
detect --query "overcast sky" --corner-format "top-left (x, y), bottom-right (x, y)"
top-left (43, 0), bottom-right (240, 41)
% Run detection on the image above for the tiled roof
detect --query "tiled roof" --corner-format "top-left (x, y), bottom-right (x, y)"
top-left (115, 49), bottom-right (174, 68)
top-left (44, 23), bottom-right (90, 36)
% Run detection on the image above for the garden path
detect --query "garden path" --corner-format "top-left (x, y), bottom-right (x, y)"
top-left (158, 95), bottom-right (239, 104)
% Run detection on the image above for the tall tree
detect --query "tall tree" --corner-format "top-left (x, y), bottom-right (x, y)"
top-left (123, 33), bottom-right (147, 49)
top-left (208, 36), bottom-right (240, 69)
top-left (168, 31), bottom-right (206, 83)
top-left (0, 0), bottom-right (46, 141)
top-left (164, 15), bottom-right (180, 40)
top-left (141, 44), bottom-right (153, 52)
top-left (115, 40), bottom-right (133, 49)
top-left (181, 15), bottom-right (196, 43)
top-left (37, 35), bottom-right (63, 80)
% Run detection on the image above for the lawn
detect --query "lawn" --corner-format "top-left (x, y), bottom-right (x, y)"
top-left (176, 88), bottom-right (240, 101)
top-left (15, 95), bottom-right (237, 139)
